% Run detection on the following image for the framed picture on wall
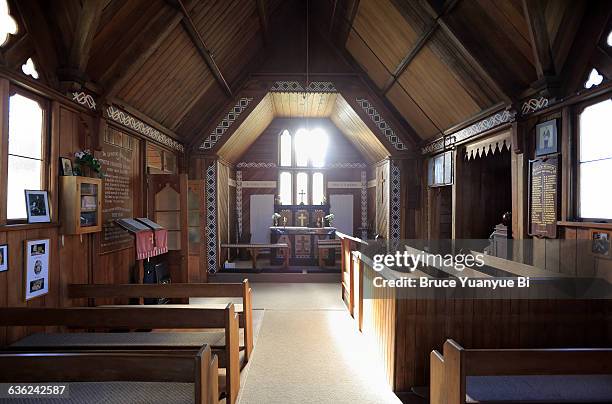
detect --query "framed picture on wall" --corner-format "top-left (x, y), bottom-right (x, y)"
top-left (535, 119), bottom-right (558, 156)
top-left (59, 157), bottom-right (73, 176)
top-left (24, 239), bottom-right (50, 301)
top-left (0, 244), bottom-right (8, 272)
top-left (24, 190), bottom-right (51, 223)
top-left (591, 230), bottom-right (611, 258)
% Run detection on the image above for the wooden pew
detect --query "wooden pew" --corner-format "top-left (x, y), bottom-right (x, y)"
top-left (0, 305), bottom-right (241, 404)
top-left (220, 243), bottom-right (289, 269)
top-left (431, 339), bottom-right (612, 404)
top-left (67, 280), bottom-right (254, 362)
top-left (0, 346), bottom-right (218, 404)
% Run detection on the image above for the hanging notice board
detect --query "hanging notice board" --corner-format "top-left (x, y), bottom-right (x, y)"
top-left (529, 156), bottom-right (559, 238)
top-left (95, 131), bottom-right (135, 254)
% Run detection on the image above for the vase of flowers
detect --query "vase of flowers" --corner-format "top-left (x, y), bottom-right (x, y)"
top-left (74, 149), bottom-right (102, 178)
top-left (272, 213), bottom-right (281, 226)
top-left (324, 213), bottom-right (334, 227)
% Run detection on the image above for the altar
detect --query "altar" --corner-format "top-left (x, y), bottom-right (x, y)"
top-left (270, 226), bottom-right (336, 266)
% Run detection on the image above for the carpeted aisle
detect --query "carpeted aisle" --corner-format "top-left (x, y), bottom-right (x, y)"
top-left (237, 283), bottom-right (401, 404)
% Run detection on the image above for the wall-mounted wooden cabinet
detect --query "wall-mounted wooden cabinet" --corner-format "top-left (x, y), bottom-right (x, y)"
top-left (60, 176), bottom-right (102, 235)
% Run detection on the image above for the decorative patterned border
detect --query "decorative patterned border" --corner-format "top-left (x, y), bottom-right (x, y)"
top-left (390, 161), bottom-right (401, 244)
top-left (236, 170), bottom-right (243, 237)
top-left (206, 163), bottom-right (217, 273)
top-left (421, 109), bottom-right (517, 155)
top-left (361, 170), bottom-right (368, 240)
top-left (355, 98), bottom-right (407, 151)
top-left (270, 81), bottom-right (337, 92)
top-left (521, 96), bottom-right (549, 115)
top-left (72, 91), bottom-right (96, 110)
top-left (200, 98), bottom-right (253, 150)
top-left (106, 105), bottom-right (184, 152)
top-left (236, 161), bottom-right (277, 168)
top-left (328, 162), bottom-right (367, 168)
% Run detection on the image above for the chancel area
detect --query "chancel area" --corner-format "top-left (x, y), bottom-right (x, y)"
top-left (0, 0), bottom-right (612, 403)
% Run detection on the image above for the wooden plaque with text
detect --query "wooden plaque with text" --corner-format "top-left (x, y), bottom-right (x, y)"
top-left (529, 156), bottom-right (559, 238)
top-left (95, 137), bottom-right (135, 254)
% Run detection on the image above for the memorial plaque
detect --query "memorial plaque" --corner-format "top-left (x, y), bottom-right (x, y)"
top-left (529, 157), bottom-right (559, 238)
top-left (95, 137), bottom-right (134, 254)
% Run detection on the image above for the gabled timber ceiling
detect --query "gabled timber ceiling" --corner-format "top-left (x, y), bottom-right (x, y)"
top-left (2, 0), bottom-right (610, 149)
top-left (217, 92), bottom-right (389, 164)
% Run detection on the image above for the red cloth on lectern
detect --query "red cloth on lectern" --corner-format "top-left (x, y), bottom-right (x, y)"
top-left (135, 230), bottom-right (155, 260)
top-left (152, 229), bottom-right (168, 256)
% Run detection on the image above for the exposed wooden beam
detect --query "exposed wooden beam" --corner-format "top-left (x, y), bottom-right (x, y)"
top-left (522, 0), bottom-right (556, 80)
top-left (12, 0), bottom-right (62, 88)
top-left (337, 0), bottom-right (360, 46)
top-left (101, 5), bottom-right (184, 99)
top-left (329, 0), bottom-right (338, 35)
top-left (167, 0), bottom-right (233, 97)
top-left (437, 16), bottom-right (514, 101)
top-left (59, 0), bottom-right (105, 91)
top-left (559, 0), bottom-right (612, 95)
top-left (256, 0), bottom-right (271, 46)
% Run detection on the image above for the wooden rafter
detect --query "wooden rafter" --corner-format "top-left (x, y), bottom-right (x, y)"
top-left (522, 0), bottom-right (555, 79)
top-left (12, 0), bottom-right (62, 88)
top-left (256, 0), bottom-right (271, 46)
top-left (59, 0), bottom-right (104, 91)
top-left (436, 16), bottom-right (513, 101)
top-left (167, 0), bottom-right (233, 97)
top-left (383, 0), bottom-right (460, 94)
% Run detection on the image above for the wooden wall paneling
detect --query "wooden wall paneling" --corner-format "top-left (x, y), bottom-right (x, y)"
top-left (0, 78), bottom-right (8, 225)
top-left (270, 92), bottom-right (338, 118)
top-left (217, 161), bottom-right (230, 266)
top-left (0, 231), bottom-right (7, 345)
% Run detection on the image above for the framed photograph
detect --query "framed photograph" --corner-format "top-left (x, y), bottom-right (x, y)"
top-left (0, 244), bottom-right (8, 272)
top-left (60, 157), bottom-right (73, 176)
top-left (24, 190), bottom-right (51, 223)
top-left (591, 230), bottom-right (611, 258)
top-left (24, 239), bottom-right (50, 301)
top-left (535, 119), bottom-right (558, 156)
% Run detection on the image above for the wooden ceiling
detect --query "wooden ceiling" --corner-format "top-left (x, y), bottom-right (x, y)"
top-left (2, 0), bottom-right (609, 149)
top-left (216, 92), bottom-right (389, 164)
top-left (340, 0), bottom-right (606, 140)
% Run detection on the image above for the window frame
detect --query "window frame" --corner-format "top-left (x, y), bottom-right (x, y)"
top-left (4, 85), bottom-right (50, 224)
top-left (574, 94), bottom-right (612, 222)
top-left (277, 129), bottom-right (328, 205)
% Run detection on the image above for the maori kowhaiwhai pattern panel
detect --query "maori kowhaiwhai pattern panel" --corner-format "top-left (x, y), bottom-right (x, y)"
top-left (72, 91), bottom-right (96, 110)
top-left (390, 161), bottom-right (401, 244)
top-left (200, 98), bottom-right (253, 150)
top-left (355, 98), bottom-right (407, 151)
top-left (421, 109), bottom-right (517, 155)
top-left (206, 164), bottom-right (217, 273)
top-left (106, 106), bottom-right (184, 152)
top-left (361, 170), bottom-right (368, 240)
top-left (236, 170), bottom-right (243, 237)
top-left (236, 162), bottom-right (277, 168)
top-left (270, 81), bottom-right (337, 93)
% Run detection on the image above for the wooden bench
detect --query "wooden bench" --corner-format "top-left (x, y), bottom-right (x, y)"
top-left (0, 305), bottom-right (241, 404)
top-left (67, 280), bottom-right (254, 362)
top-left (0, 346), bottom-right (218, 404)
top-left (431, 339), bottom-right (612, 404)
top-left (221, 243), bottom-right (289, 269)
top-left (317, 239), bottom-right (341, 267)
